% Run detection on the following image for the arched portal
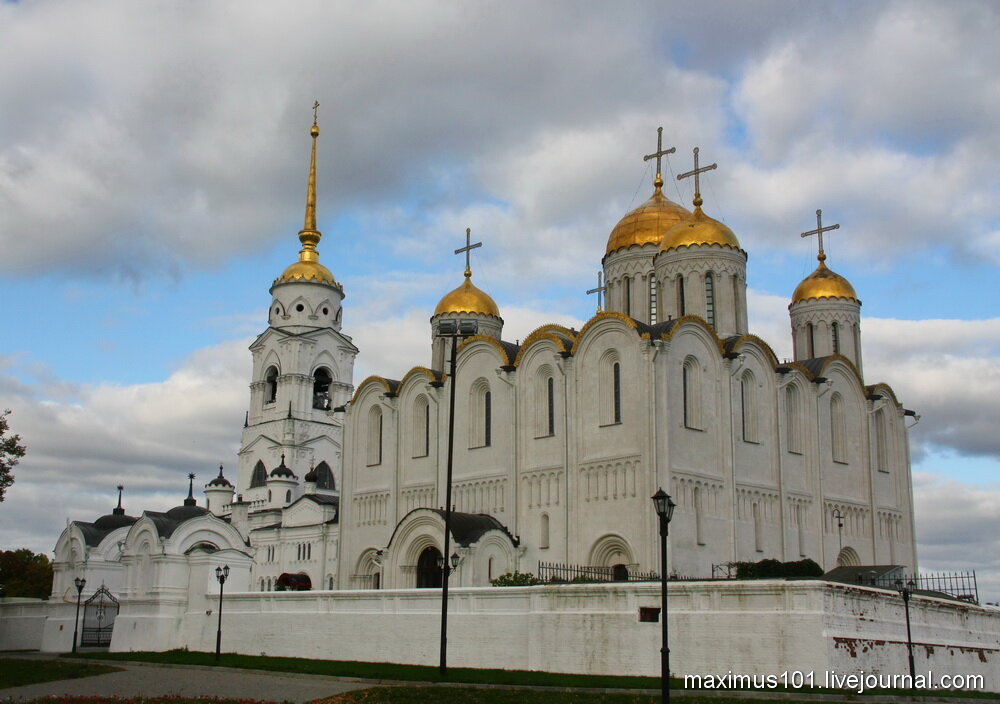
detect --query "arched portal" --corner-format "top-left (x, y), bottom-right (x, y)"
top-left (416, 546), bottom-right (443, 588)
top-left (836, 546), bottom-right (861, 567)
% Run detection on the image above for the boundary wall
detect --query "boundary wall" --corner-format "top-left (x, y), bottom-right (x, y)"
top-left (3, 581), bottom-right (998, 689)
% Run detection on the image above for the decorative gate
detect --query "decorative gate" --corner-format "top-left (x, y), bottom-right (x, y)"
top-left (81, 584), bottom-right (119, 647)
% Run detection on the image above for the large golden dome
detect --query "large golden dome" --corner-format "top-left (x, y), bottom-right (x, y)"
top-left (434, 270), bottom-right (500, 317)
top-left (660, 204), bottom-right (741, 252)
top-left (606, 184), bottom-right (691, 256)
top-left (274, 257), bottom-right (339, 286)
top-left (791, 258), bottom-right (858, 304)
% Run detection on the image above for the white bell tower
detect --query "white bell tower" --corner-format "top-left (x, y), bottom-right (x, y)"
top-left (236, 104), bottom-right (357, 514)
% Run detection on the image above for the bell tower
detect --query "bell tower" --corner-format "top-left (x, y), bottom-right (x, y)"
top-left (237, 104), bottom-right (358, 513)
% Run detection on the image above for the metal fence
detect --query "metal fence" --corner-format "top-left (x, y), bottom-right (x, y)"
top-left (858, 571), bottom-right (979, 604)
top-left (537, 561), bottom-right (659, 583)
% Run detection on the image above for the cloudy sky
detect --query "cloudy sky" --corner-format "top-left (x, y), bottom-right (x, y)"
top-left (2, 1), bottom-right (998, 601)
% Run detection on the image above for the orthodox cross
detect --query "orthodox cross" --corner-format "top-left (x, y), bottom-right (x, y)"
top-left (800, 209), bottom-right (839, 261)
top-left (643, 126), bottom-right (676, 185)
top-left (586, 271), bottom-right (606, 312)
top-left (454, 227), bottom-right (482, 274)
top-left (677, 147), bottom-right (717, 204)
top-left (312, 100), bottom-right (320, 126)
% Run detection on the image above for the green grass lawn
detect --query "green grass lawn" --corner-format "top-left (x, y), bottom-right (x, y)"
top-left (313, 687), bottom-right (855, 704)
top-left (0, 657), bottom-right (122, 689)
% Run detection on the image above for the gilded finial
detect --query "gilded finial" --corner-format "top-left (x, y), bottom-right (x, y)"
top-left (643, 126), bottom-right (675, 191)
top-left (677, 147), bottom-right (717, 210)
top-left (800, 209), bottom-right (839, 265)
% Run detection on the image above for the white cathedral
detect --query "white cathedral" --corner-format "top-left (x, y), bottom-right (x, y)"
top-left (49, 117), bottom-right (918, 615)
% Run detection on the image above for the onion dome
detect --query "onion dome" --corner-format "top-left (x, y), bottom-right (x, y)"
top-left (207, 464), bottom-right (233, 488)
top-left (791, 255), bottom-right (858, 304)
top-left (269, 454), bottom-right (297, 479)
top-left (660, 200), bottom-right (741, 252)
top-left (94, 485), bottom-right (136, 531)
top-left (273, 111), bottom-right (342, 289)
top-left (606, 180), bottom-right (691, 256)
top-left (167, 473), bottom-right (209, 521)
top-left (304, 464), bottom-right (318, 483)
top-left (434, 269), bottom-right (501, 318)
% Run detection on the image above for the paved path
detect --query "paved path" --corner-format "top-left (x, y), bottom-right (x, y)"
top-left (2, 655), bottom-right (370, 703)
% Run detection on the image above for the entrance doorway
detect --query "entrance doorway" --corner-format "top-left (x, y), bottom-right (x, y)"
top-left (416, 546), bottom-right (443, 588)
top-left (81, 584), bottom-right (119, 647)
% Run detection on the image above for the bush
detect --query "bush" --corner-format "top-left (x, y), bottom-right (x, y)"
top-left (490, 571), bottom-right (541, 587)
top-left (732, 558), bottom-right (823, 580)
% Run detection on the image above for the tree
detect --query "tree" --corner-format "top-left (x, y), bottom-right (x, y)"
top-left (0, 549), bottom-right (53, 599)
top-left (0, 408), bottom-right (27, 502)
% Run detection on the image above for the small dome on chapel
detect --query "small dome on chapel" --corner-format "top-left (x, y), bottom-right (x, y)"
top-left (660, 205), bottom-right (741, 253)
top-left (434, 270), bottom-right (501, 318)
top-left (791, 258), bottom-right (858, 304)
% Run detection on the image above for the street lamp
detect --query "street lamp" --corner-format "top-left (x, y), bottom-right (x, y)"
top-left (436, 317), bottom-right (479, 677)
top-left (215, 565), bottom-right (230, 662)
top-left (72, 577), bottom-right (86, 653)
top-left (895, 578), bottom-right (917, 684)
top-left (832, 509), bottom-right (844, 552)
top-left (437, 552), bottom-right (461, 574)
top-left (652, 488), bottom-right (676, 704)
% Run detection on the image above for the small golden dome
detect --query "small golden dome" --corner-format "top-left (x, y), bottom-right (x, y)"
top-left (606, 185), bottom-right (691, 256)
top-left (791, 258), bottom-right (858, 304)
top-left (434, 270), bottom-right (500, 317)
top-left (274, 258), bottom-right (339, 287)
top-left (660, 204), bottom-right (741, 252)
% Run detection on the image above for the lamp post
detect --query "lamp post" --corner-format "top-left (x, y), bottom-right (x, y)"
top-left (832, 509), bottom-right (844, 552)
top-left (437, 317), bottom-right (479, 677)
top-left (72, 577), bottom-right (86, 653)
top-left (215, 565), bottom-right (230, 662)
top-left (652, 488), bottom-right (676, 704)
top-left (895, 578), bottom-right (917, 684)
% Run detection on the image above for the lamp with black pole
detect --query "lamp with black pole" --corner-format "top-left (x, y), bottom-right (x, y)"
top-left (72, 577), bottom-right (86, 653)
top-left (652, 488), bottom-right (676, 704)
top-left (895, 578), bottom-right (917, 684)
top-left (215, 565), bottom-right (230, 662)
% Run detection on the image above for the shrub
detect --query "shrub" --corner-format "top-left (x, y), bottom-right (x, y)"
top-left (490, 571), bottom-right (541, 587)
top-left (733, 558), bottom-right (823, 580)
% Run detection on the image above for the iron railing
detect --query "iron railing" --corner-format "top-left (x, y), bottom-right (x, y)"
top-left (538, 561), bottom-right (659, 583)
top-left (858, 571), bottom-right (978, 604)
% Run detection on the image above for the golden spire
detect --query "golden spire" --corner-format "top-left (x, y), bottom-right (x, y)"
top-left (298, 100), bottom-right (321, 259)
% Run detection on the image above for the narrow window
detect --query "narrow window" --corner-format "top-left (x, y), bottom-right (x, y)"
top-left (484, 391), bottom-right (492, 447)
top-left (546, 376), bottom-right (555, 436)
top-left (264, 366), bottom-right (278, 404)
top-left (831, 393), bottom-right (846, 463)
top-left (328, 576), bottom-right (334, 590)
top-left (694, 486), bottom-right (705, 546)
top-left (682, 358), bottom-right (701, 429)
top-left (740, 371), bottom-right (758, 442)
top-left (624, 277), bottom-right (632, 317)
top-left (875, 409), bottom-right (889, 472)
top-left (753, 502), bottom-right (763, 552)
top-left (412, 396), bottom-right (430, 458)
top-left (705, 273), bottom-right (716, 327)
top-left (367, 406), bottom-right (383, 466)
top-left (612, 362), bottom-right (622, 424)
top-left (312, 367), bottom-right (332, 410)
top-left (677, 276), bottom-right (686, 316)
top-left (540, 513), bottom-right (550, 549)
top-left (807, 323), bottom-right (815, 358)
top-left (796, 504), bottom-right (806, 557)
top-left (785, 386), bottom-right (801, 454)
top-left (649, 273), bottom-right (658, 324)
top-left (285, 489), bottom-right (291, 503)
top-left (832, 322), bottom-right (841, 355)
top-left (424, 400), bottom-right (430, 456)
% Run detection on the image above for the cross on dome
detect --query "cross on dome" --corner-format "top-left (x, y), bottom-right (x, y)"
top-left (800, 209), bottom-right (840, 262)
top-left (643, 126), bottom-right (676, 189)
top-left (677, 147), bottom-right (717, 208)
top-left (586, 271), bottom-right (606, 312)
top-left (454, 227), bottom-right (483, 277)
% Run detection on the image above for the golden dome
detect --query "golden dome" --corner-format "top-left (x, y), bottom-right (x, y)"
top-left (791, 258), bottom-right (858, 304)
top-left (606, 184), bottom-right (691, 255)
top-left (434, 270), bottom-right (500, 317)
top-left (274, 257), bottom-right (339, 287)
top-left (660, 204), bottom-right (741, 252)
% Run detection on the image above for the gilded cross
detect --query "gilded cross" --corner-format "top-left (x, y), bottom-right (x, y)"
top-left (312, 100), bottom-right (320, 127)
top-left (677, 147), bottom-right (718, 202)
top-left (454, 227), bottom-right (482, 273)
top-left (586, 271), bottom-right (606, 312)
top-left (643, 126), bottom-right (676, 181)
top-left (800, 209), bottom-right (839, 260)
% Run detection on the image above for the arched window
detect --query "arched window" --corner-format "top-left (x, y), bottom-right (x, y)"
top-left (694, 486), bottom-right (705, 546)
top-left (806, 323), bottom-right (815, 358)
top-left (682, 357), bottom-right (702, 430)
top-left (785, 386), bottom-right (802, 454)
top-left (314, 461), bottom-right (334, 490)
top-left (250, 460), bottom-right (268, 488)
top-left (599, 353), bottom-right (622, 426)
top-left (830, 393), bottom-right (847, 463)
top-left (469, 379), bottom-right (492, 448)
top-left (740, 371), bottom-right (758, 443)
top-left (312, 367), bottom-right (332, 410)
top-left (677, 275), bottom-right (686, 316)
top-left (832, 322), bottom-right (841, 355)
top-left (412, 395), bottom-right (430, 458)
top-left (612, 363), bottom-right (621, 424)
top-left (367, 406), bottom-right (383, 466)
top-left (535, 369), bottom-right (556, 437)
top-left (753, 502), bottom-right (763, 552)
top-left (547, 376), bottom-right (555, 436)
top-left (540, 513), bottom-right (550, 549)
top-left (624, 276), bottom-right (632, 317)
top-left (264, 366), bottom-right (279, 404)
top-left (704, 272), bottom-right (716, 327)
top-left (874, 408), bottom-right (889, 473)
top-left (285, 489), bottom-right (291, 503)
top-left (649, 273), bottom-right (658, 324)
